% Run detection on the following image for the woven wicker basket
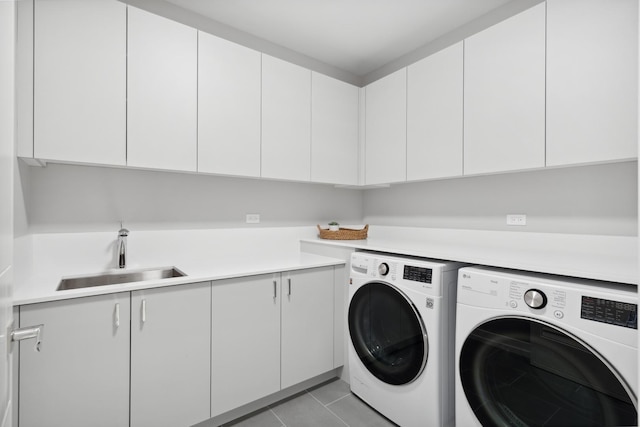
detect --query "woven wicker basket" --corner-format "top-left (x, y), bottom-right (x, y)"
top-left (317, 224), bottom-right (368, 240)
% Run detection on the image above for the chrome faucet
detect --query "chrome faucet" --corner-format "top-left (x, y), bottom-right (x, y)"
top-left (117, 228), bottom-right (129, 269)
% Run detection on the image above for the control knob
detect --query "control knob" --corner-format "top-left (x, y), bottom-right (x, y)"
top-left (378, 262), bottom-right (390, 276)
top-left (524, 289), bottom-right (547, 309)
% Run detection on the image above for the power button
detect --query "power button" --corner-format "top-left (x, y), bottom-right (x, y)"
top-left (554, 310), bottom-right (564, 319)
top-left (509, 300), bottom-right (518, 309)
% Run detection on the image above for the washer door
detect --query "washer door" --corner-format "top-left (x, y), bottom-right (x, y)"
top-left (459, 317), bottom-right (637, 427)
top-left (348, 281), bottom-right (428, 386)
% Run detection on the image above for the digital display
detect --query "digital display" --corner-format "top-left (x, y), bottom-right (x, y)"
top-left (581, 296), bottom-right (637, 329)
top-left (403, 265), bottom-right (432, 284)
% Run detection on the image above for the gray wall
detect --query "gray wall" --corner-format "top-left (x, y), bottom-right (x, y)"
top-left (363, 161), bottom-right (637, 236)
top-left (16, 160), bottom-right (637, 237)
top-left (15, 162), bottom-right (364, 234)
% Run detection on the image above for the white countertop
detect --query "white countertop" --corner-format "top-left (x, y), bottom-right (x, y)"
top-left (13, 225), bottom-right (637, 306)
top-left (14, 252), bottom-right (344, 306)
top-left (301, 226), bottom-right (638, 285)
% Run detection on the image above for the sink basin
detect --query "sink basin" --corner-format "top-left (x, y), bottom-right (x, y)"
top-left (57, 267), bottom-right (186, 291)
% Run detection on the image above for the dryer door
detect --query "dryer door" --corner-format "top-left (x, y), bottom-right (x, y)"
top-left (348, 281), bottom-right (428, 386)
top-left (459, 317), bottom-right (637, 427)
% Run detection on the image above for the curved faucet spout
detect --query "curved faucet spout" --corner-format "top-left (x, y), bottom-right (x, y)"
top-left (117, 228), bottom-right (129, 269)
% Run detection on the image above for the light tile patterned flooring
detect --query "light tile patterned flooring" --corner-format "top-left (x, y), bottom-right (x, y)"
top-left (223, 379), bottom-right (397, 427)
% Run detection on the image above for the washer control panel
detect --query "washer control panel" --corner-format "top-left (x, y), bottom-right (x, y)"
top-left (378, 262), bottom-right (390, 276)
top-left (523, 289), bottom-right (547, 309)
top-left (581, 296), bottom-right (637, 329)
top-left (510, 281), bottom-right (566, 315)
top-left (403, 265), bottom-right (433, 284)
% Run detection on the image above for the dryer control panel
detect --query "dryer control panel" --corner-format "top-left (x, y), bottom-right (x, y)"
top-left (351, 252), bottom-right (466, 297)
top-left (458, 266), bottom-right (639, 347)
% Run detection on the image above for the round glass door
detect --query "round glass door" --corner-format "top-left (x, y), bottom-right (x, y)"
top-left (459, 317), bottom-right (637, 427)
top-left (348, 281), bottom-right (428, 385)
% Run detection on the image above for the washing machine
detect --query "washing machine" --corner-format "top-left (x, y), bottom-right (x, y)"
top-left (455, 266), bottom-right (638, 427)
top-left (348, 251), bottom-right (466, 427)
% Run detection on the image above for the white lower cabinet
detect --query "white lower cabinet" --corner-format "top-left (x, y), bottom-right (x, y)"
top-left (211, 274), bottom-right (281, 417)
top-left (130, 283), bottom-right (211, 427)
top-left (18, 283), bottom-right (211, 427)
top-left (280, 268), bottom-right (334, 388)
top-left (211, 266), bottom-right (335, 417)
top-left (18, 293), bottom-right (131, 427)
top-left (16, 268), bottom-right (337, 426)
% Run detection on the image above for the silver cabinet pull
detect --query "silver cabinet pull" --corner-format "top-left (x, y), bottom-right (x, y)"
top-left (11, 324), bottom-right (44, 352)
top-left (288, 278), bottom-right (292, 296)
top-left (114, 303), bottom-right (120, 328)
top-left (273, 280), bottom-right (277, 300)
top-left (142, 299), bottom-right (147, 323)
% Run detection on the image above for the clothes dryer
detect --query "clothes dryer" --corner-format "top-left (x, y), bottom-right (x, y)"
top-left (456, 266), bottom-right (638, 426)
top-left (348, 252), bottom-right (465, 427)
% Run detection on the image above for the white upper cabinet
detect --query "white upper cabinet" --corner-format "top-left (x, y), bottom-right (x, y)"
top-left (311, 73), bottom-right (359, 185)
top-left (365, 68), bottom-right (407, 185)
top-left (463, 3), bottom-right (546, 175)
top-left (262, 55), bottom-right (312, 181)
top-left (546, 0), bottom-right (638, 166)
top-left (198, 32), bottom-right (262, 177)
top-left (127, 7), bottom-right (197, 172)
top-left (407, 42), bottom-right (463, 181)
top-left (34, 0), bottom-right (126, 166)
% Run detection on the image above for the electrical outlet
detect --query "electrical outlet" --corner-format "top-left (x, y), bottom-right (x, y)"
top-left (246, 213), bottom-right (260, 224)
top-left (506, 214), bottom-right (527, 226)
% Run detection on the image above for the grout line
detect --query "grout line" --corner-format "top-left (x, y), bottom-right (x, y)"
top-left (323, 405), bottom-right (350, 427)
top-left (269, 408), bottom-right (286, 426)
top-left (307, 390), bottom-right (351, 427)
top-left (324, 392), bottom-right (352, 407)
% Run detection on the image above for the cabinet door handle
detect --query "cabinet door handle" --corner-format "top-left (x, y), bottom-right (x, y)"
top-left (288, 278), bottom-right (292, 296)
top-left (11, 324), bottom-right (44, 352)
top-left (273, 280), bottom-right (277, 301)
top-left (141, 299), bottom-right (147, 323)
top-left (114, 303), bottom-right (120, 328)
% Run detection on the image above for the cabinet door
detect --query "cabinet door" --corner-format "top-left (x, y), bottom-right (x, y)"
top-left (198, 32), bottom-right (261, 177)
top-left (211, 274), bottom-right (281, 417)
top-left (0, 3), bottom-right (12, 423)
top-left (546, 0), bottom-right (638, 166)
top-left (34, 0), bottom-right (126, 165)
top-left (365, 68), bottom-right (407, 185)
top-left (127, 7), bottom-right (197, 172)
top-left (262, 55), bottom-right (311, 181)
top-left (130, 283), bottom-right (211, 427)
top-left (463, 3), bottom-right (545, 175)
top-left (311, 73), bottom-right (359, 185)
top-left (19, 293), bottom-right (130, 427)
top-left (407, 42), bottom-right (463, 181)
top-left (281, 267), bottom-right (334, 389)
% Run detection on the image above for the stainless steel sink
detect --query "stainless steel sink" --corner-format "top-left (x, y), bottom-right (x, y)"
top-left (57, 267), bottom-right (186, 291)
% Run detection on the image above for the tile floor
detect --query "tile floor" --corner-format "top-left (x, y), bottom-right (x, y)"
top-left (223, 379), bottom-right (397, 427)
